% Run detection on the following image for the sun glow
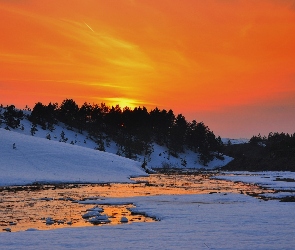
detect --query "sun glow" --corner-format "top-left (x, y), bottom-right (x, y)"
top-left (104, 97), bottom-right (140, 110)
top-left (1, 0), bottom-right (295, 137)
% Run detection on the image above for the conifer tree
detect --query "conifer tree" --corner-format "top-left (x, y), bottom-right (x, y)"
top-left (30, 123), bottom-right (37, 136)
top-left (3, 105), bottom-right (23, 129)
top-left (58, 99), bottom-right (79, 129)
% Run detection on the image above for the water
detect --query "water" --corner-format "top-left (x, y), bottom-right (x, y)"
top-left (0, 173), bottom-right (273, 232)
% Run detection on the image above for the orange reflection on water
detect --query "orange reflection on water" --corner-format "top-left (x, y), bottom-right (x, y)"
top-left (0, 173), bottom-right (272, 232)
top-left (0, 185), bottom-right (154, 233)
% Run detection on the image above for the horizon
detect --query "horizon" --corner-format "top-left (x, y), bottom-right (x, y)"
top-left (1, 0), bottom-right (295, 138)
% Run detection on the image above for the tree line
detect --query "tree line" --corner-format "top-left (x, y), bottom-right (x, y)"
top-left (222, 132), bottom-right (295, 171)
top-left (250, 132), bottom-right (295, 158)
top-left (0, 100), bottom-right (224, 165)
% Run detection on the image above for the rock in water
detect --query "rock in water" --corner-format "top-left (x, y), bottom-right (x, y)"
top-left (120, 217), bottom-right (128, 223)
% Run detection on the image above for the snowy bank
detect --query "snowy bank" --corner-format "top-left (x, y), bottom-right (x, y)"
top-left (1, 193), bottom-right (295, 249)
top-left (0, 129), bottom-right (147, 186)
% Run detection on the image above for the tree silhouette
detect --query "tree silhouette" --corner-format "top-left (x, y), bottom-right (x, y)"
top-left (30, 102), bottom-right (57, 130)
top-left (3, 105), bottom-right (23, 129)
top-left (58, 99), bottom-right (79, 129)
top-left (25, 97), bottom-right (225, 165)
top-left (168, 114), bottom-right (187, 157)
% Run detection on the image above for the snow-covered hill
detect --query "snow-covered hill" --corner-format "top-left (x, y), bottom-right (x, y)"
top-left (0, 107), bottom-right (232, 186)
top-left (2, 109), bottom-right (231, 162)
top-left (0, 128), bottom-right (147, 186)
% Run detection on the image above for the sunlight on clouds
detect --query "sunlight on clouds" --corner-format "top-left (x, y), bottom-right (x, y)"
top-left (0, 53), bottom-right (39, 64)
top-left (1, 0), bottom-right (295, 137)
top-left (53, 18), bottom-right (155, 97)
top-left (107, 57), bottom-right (153, 70)
top-left (0, 4), bottom-right (155, 107)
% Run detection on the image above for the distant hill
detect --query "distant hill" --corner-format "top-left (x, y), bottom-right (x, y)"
top-left (222, 140), bottom-right (295, 171)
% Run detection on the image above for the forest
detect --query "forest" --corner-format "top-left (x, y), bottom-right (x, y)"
top-left (2, 100), bottom-right (294, 170)
top-left (0, 99), bottom-right (223, 165)
top-left (223, 132), bottom-right (295, 171)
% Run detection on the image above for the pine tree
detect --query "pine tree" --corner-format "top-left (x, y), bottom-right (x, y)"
top-left (58, 99), bottom-right (79, 129)
top-left (3, 105), bottom-right (23, 129)
top-left (95, 134), bottom-right (105, 151)
top-left (46, 133), bottom-right (51, 140)
top-left (30, 123), bottom-right (38, 136)
top-left (60, 131), bottom-right (68, 143)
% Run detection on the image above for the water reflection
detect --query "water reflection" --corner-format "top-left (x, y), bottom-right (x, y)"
top-left (0, 173), bottom-right (272, 232)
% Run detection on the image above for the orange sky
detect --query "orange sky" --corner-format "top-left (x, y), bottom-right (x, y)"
top-left (1, 0), bottom-right (295, 138)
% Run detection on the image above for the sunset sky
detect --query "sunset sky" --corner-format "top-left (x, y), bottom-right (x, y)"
top-left (1, 0), bottom-right (295, 138)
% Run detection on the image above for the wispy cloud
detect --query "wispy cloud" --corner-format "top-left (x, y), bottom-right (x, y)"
top-left (1, 0), bottom-right (295, 136)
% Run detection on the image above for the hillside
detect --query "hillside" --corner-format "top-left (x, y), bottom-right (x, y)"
top-left (0, 128), bottom-right (148, 186)
top-left (0, 105), bottom-right (232, 185)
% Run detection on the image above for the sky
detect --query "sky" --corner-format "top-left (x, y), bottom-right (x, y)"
top-left (0, 0), bottom-right (295, 138)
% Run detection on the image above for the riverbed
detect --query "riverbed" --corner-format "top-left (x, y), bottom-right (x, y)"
top-left (0, 172), bottom-right (275, 233)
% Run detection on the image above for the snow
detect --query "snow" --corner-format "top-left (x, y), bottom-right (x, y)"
top-left (139, 143), bottom-right (233, 170)
top-left (0, 107), bottom-right (232, 171)
top-left (214, 171), bottom-right (295, 190)
top-left (1, 193), bottom-right (295, 249)
top-left (1, 110), bottom-right (295, 249)
top-left (0, 128), bottom-right (147, 186)
top-left (222, 138), bottom-right (249, 144)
